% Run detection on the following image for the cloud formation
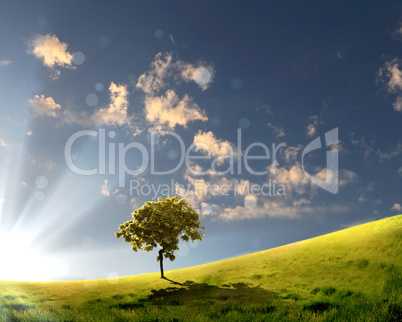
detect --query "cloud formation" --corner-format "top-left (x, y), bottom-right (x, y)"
top-left (144, 90), bottom-right (207, 130)
top-left (378, 58), bottom-right (402, 92)
top-left (136, 52), bottom-right (213, 129)
top-left (100, 180), bottom-right (111, 197)
top-left (0, 138), bottom-right (7, 147)
top-left (0, 59), bottom-right (11, 66)
top-left (218, 199), bottom-right (347, 221)
top-left (391, 203), bottom-right (401, 211)
top-left (136, 52), bottom-right (172, 94)
top-left (92, 82), bottom-right (130, 126)
top-left (378, 58), bottom-right (402, 112)
top-left (136, 52), bottom-right (215, 94)
top-left (29, 82), bottom-right (132, 127)
top-left (193, 131), bottom-right (236, 165)
top-left (306, 115), bottom-right (320, 137)
top-left (27, 34), bottom-right (74, 78)
top-left (29, 95), bottom-right (62, 117)
top-left (393, 95), bottom-right (402, 112)
top-left (267, 122), bottom-right (285, 137)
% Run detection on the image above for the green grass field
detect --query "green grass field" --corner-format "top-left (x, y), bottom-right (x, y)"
top-left (1, 215), bottom-right (401, 321)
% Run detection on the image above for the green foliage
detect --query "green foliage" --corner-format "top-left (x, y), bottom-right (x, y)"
top-left (115, 196), bottom-right (205, 262)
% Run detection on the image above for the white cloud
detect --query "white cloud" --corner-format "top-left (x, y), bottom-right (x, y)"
top-left (338, 169), bottom-right (358, 186)
top-left (393, 95), bottom-right (402, 112)
top-left (358, 195), bottom-right (368, 203)
top-left (193, 131), bottom-right (235, 165)
top-left (178, 62), bottom-right (215, 90)
top-left (349, 133), bottom-right (373, 158)
top-left (306, 115), bottom-right (320, 137)
top-left (100, 180), bottom-right (111, 197)
top-left (0, 138), bottom-right (7, 147)
top-left (218, 200), bottom-right (347, 221)
top-left (293, 198), bottom-right (311, 207)
top-left (281, 145), bottom-right (303, 163)
top-left (256, 104), bottom-right (272, 114)
top-left (274, 162), bottom-right (310, 194)
top-left (28, 82), bottom-right (132, 128)
top-left (29, 94), bottom-right (61, 117)
top-left (92, 82), bottom-right (130, 126)
top-left (27, 34), bottom-right (74, 78)
top-left (398, 167), bottom-right (402, 176)
top-left (136, 52), bottom-right (215, 94)
top-left (377, 143), bottom-right (402, 160)
top-left (267, 122), bottom-right (285, 137)
top-left (136, 52), bottom-right (173, 94)
top-left (391, 203), bottom-right (402, 211)
top-left (61, 109), bottom-right (92, 126)
top-left (392, 22), bottom-right (402, 39)
top-left (144, 90), bottom-right (207, 130)
top-left (0, 59), bottom-right (11, 66)
top-left (378, 58), bottom-right (402, 93)
top-left (136, 52), bottom-right (213, 130)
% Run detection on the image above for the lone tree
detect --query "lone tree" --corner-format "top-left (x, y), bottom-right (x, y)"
top-left (115, 196), bottom-right (205, 278)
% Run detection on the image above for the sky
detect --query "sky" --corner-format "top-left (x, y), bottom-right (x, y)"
top-left (0, 0), bottom-right (401, 282)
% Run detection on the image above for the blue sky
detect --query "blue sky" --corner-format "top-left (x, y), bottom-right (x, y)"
top-left (0, 0), bottom-right (401, 282)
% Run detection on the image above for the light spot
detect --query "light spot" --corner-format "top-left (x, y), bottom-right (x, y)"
top-left (85, 93), bottom-right (99, 106)
top-left (239, 117), bottom-right (250, 129)
top-left (72, 51), bottom-right (85, 65)
top-left (107, 272), bottom-right (119, 284)
top-left (35, 176), bottom-right (48, 189)
top-left (177, 243), bottom-right (190, 257)
top-left (231, 77), bottom-right (243, 90)
top-left (244, 194), bottom-right (257, 208)
top-left (193, 67), bottom-right (211, 86)
top-left (154, 28), bottom-right (164, 39)
top-left (189, 239), bottom-right (199, 248)
top-left (167, 149), bottom-right (178, 160)
top-left (35, 191), bottom-right (45, 201)
top-left (95, 82), bottom-right (105, 92)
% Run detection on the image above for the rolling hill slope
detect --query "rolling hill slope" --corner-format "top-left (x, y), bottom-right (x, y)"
top-left (1, 215), bottom-right (401, 321)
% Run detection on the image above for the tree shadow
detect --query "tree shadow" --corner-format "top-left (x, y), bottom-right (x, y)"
top-left (138, 280), bottom-right (277, 307)
top-left (161, 277), bottom-right (185, 286)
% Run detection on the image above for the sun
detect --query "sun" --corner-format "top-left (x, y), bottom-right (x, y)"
top-left (0, 231), bottom-right (56, 282)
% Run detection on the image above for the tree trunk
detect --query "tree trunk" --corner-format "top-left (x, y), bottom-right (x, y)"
top-left (159, 248), bottom-right (164, 278)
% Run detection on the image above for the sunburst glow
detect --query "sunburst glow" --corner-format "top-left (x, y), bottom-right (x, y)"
top-left (0, 232), bottom-right (55, 281)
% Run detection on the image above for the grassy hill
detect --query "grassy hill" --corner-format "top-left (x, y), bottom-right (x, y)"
top-left (0, 215), bottom-right (401, 321)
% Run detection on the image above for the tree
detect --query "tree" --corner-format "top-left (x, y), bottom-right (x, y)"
top-left (115, 196), bottom-right (205, 278)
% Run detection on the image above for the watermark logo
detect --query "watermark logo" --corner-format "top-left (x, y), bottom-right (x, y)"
top-left (302, 128), bottom-right (338, 194)
top-left (64, 127), bottom-right (339, 196)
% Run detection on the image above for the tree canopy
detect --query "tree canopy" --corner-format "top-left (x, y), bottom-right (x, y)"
top-left (115, 196), bottom-right (205, 277)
